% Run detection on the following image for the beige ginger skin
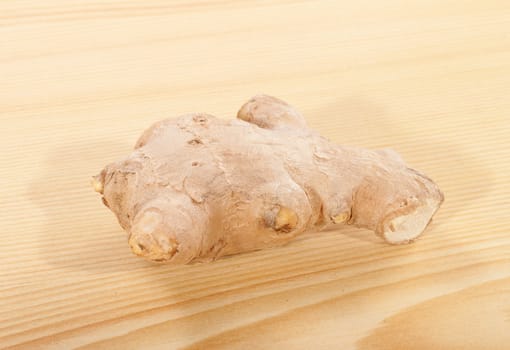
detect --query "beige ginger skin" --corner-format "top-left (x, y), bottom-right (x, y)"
top-left (93, 95), bottom-right (444, 264)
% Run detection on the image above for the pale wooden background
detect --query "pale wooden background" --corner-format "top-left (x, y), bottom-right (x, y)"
top-left (1, 1), bottom-right (509, 349)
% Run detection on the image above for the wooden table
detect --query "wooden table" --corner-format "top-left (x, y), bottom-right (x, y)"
top-left (1, 1), bottom-right (509, 349)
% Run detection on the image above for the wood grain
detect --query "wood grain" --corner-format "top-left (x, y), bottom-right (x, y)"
top-left (1, 0), bottom-right (509, 349)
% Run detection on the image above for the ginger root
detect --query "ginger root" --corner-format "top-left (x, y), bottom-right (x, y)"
top-left (93, 95), bottom-right (444, 264)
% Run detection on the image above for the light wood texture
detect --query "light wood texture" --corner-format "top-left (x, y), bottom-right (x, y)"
top-left (1, 1), bottom-right (509, 349)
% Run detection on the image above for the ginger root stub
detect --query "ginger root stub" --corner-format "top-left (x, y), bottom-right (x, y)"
top-left (93, 95), bottom-right (444, 264)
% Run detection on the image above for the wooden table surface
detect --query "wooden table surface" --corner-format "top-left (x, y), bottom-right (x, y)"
top-left (1, 1), bottom-right (510, 349)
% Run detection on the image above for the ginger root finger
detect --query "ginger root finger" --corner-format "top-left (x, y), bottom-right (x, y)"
top-left (237, 94), bottom-right (308, 129)
top-left (93, 95), bottom-right (444, 264)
